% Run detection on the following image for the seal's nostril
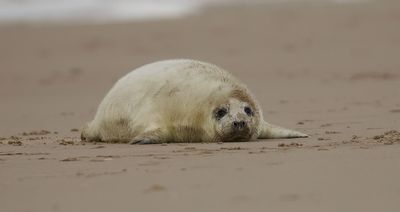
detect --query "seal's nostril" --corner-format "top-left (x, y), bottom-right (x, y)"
top-left (233, 121), bottom-right (246, 129)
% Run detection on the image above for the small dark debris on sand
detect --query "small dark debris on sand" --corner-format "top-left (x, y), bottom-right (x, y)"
top-left (96, 155), bottom-right (121, 158)
top-left (154, 156), bottom-right (169, 160)
top-left (343, 135), bottom-right (362, 144)
top-left (390, 109), bottom-right (400, 113)
top-left (70, 128), bottom-right (79, 132)
top-left (297, 121), bottom-right (304, 125)
top-left (0, 152), bottom-right (23, 156)
top-left (372, 130), bottom-right (400, 145)
top-left (325, 131), bottom-right (340, 134)
top-left (60, 157), bottom-right (79, 162)
top-left (344, 135), bottom-right (359, 144)
top-left (27, 137), bottom-right (45, 141)
top-left (58, 139), bottom-right (76, 145)
top-left (8, 140), bottom-right (23, 146)
top-left (343, 131), bottom-right (400, 146)
top-left (318, 137), bottom-right (330, 141)
top-left (248, 150), bottom-right (266, 154)
top-left (10, 135), bottom-right (22, 140)
top-left (220, 147), bottom-right (247, 150)
top-left (278, 142), bottom-right (303, 148)
top-left (22, 130), bottom-right (51, 136)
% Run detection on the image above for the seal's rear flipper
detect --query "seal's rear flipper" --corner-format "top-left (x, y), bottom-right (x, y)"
top-left (258, 121), bottom-right (308, 139)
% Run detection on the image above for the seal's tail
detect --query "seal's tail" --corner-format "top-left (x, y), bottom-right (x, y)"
top-left (258, 121), bottom-right (308, 139)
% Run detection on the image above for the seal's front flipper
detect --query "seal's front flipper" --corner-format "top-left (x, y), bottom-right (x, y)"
top-left (258, 121), bottom-right (308, 139)
top-left (130, 138), bottom-right (160, 145)
top-left (81, 122), bottom-right (102, 142)
top-left (130, 129), bottom-right (164, 145)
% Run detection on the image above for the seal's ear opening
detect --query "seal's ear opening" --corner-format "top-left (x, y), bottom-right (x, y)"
top-left (258, 121), bottom-right (308, 139)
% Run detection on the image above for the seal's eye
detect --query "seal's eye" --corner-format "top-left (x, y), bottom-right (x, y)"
top-left (244, 106), bottom-right (253, 116)
top-left (215, 108), bottom-right (227, 120)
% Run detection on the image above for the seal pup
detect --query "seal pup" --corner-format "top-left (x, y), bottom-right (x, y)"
top-left (81, 59), bottom-right (307, 144)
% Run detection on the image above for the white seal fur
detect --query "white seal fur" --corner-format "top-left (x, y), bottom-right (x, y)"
top-left (81, 59), bottom-right (307, 144)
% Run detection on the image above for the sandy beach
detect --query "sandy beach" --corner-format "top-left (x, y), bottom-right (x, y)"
top-left (1, 1), bottom-right (400, 211)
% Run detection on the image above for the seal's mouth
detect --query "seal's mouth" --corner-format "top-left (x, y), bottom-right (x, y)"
top-left (223, 131), bottom-right (251, 142)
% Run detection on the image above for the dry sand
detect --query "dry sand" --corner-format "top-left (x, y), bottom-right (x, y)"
top-left (1, 1), bottom-right (400, 211)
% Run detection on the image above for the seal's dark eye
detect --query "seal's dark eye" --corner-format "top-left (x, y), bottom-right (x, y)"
top-left (244, 106), bottom-right (253, 116)
top-left (215, 108), bottom-right (227, 120)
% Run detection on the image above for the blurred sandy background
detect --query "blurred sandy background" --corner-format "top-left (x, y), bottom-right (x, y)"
top-left (0, 0), bottom-right (399, 211)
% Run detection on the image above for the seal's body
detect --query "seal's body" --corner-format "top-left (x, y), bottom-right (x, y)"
top-left (81, 59), bottom-right (307, 144)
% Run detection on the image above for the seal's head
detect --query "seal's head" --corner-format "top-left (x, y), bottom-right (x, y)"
top-left (213, 97), bottom-right (259, 142)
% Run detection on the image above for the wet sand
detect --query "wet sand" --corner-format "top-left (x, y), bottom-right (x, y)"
top-left (1, 1), bottom-right (400, 211)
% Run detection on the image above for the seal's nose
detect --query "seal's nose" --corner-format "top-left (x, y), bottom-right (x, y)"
top-left (232, 121), bottom-right (247, 130)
